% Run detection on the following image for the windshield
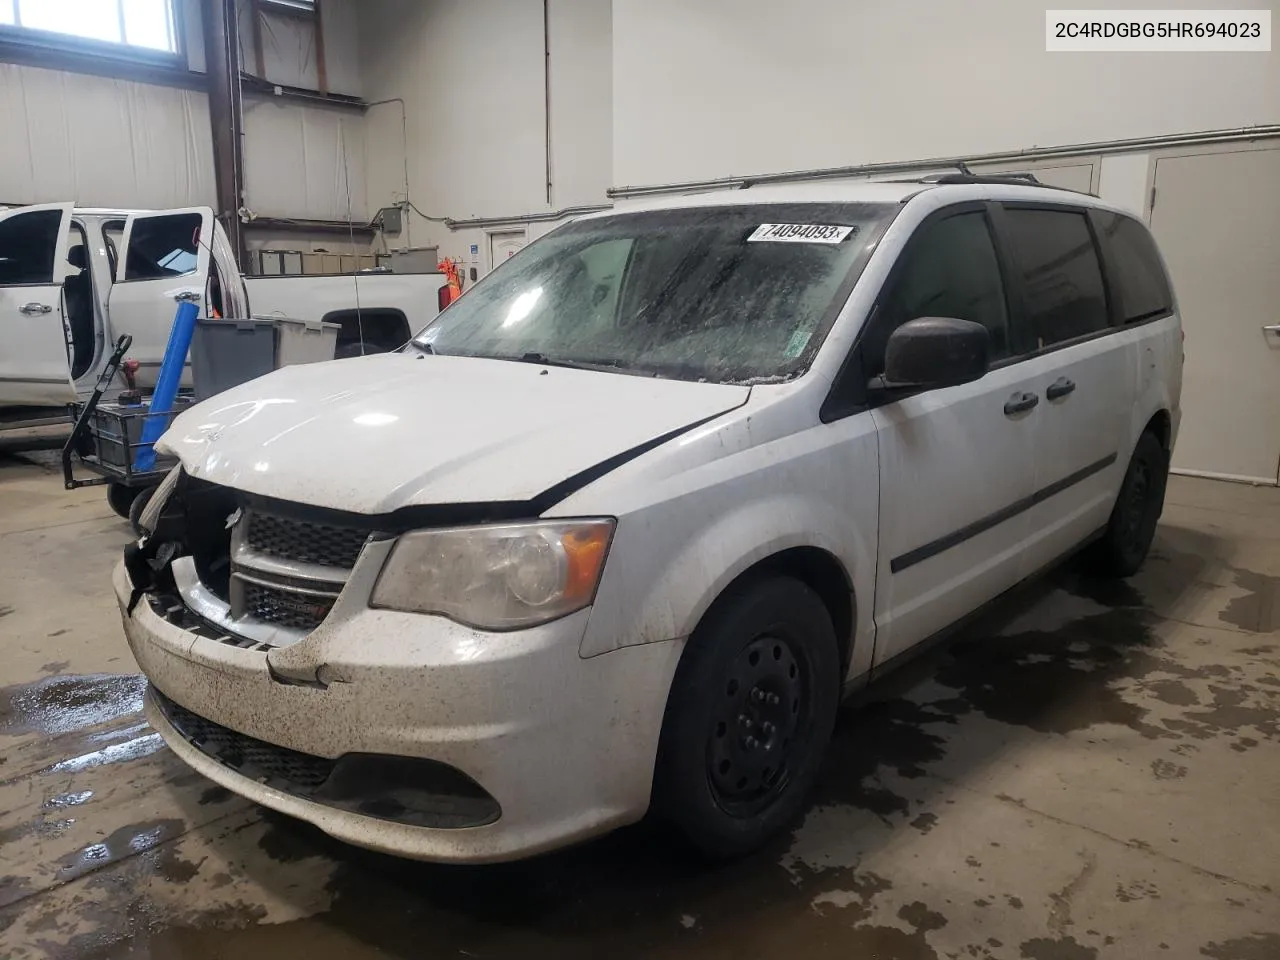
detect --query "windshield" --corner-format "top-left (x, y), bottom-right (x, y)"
top-left (414, 202), bottom-right (896, 384)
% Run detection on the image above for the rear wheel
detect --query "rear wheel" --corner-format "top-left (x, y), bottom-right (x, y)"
top-left (1090, 430), bottom-right (1168, 577)
top-left (654, 576), bottom-right (840, 859)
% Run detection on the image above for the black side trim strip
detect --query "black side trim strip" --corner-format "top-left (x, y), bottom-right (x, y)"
top-left (528, 406), bottom-right (738, 515)
top-left (890, 453), bottom-right (1117, 574)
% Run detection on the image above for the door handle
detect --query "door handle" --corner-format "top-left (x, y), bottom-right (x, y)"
top-left (1004, 391), bottom-right (1040, 416)
top-left (1264, 324), bottom-right (1280, 337)
top-left (20, 302), bottom-right (52, 316)
top-left (172, 291), bottom-right (201, 303)
top-left (1045, 377), bottom-right (1077, 401)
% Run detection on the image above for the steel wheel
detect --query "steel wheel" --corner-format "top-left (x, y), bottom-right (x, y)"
top-left (707, 634), bottom-right (809, 817)
top-left (655, 575), bottom-right (840, 860)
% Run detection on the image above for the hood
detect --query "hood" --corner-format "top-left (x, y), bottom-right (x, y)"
top-left (157, 353), bottom-right (750, 514)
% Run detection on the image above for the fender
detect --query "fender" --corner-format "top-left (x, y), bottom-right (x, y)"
top-left (578, 452), bottom-right (880, 687)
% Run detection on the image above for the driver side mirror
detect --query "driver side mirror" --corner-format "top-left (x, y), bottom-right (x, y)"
top-left (879, 316), bottom-right (990, 393)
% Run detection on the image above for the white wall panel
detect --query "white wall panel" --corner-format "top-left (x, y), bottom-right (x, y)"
top-left (612, 0), bottom-right (1280, 187)
top-left (243, 98), bottom-right (367, 220)
top-left (548, 0), bottom-right (612, 209)
top-left (0, 63), bottom-right (214, 209)
top-left (360, 0), bottom-right (612, 260)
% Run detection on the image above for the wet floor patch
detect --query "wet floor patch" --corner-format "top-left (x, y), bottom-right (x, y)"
top-left (1200, 932), bottom-right (1280, 960)
top-left (0, 674), bottom-right (146, 738)
top-left (2, 516), bottom-right (1278, 959)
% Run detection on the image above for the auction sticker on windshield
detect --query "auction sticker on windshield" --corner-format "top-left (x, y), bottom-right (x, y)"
top-left (748, 223), bottom-right (856, 244)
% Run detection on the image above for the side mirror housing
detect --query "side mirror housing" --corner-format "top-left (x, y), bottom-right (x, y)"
top-left (881, 316), bottom-right (990, 392)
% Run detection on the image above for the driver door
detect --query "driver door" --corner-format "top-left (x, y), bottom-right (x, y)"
top-left (107, 207), bottom-right (215, 388)
top-left (869, 205), bottom-right (1041, 666)
top-left (0, 202), bottom-right (77, 406)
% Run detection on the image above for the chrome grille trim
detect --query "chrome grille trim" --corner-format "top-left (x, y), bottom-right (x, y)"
top-left (173, 557), bottom-right (309, 648)
top-left (225, 510), bottom-right (360, 634)
top-left (231, 536), bottom-right (349, 586)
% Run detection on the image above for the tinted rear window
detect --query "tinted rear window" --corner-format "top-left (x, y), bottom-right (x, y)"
top-left (124, 213), bottom-right (202, 281)
top-left (1004, 208), bottom-right (1108, 347)
top-left (1097, 212), bottom-right (1173, 322)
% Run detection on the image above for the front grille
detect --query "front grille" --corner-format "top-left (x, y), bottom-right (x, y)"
top-left (152, 686), bottom-right (501, 829)
top-left (243, 581), bottom-right (336, 631)
top-left (246, 513), bottom-right (368, 569)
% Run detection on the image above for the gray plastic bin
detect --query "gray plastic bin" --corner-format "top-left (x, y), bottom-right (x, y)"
top-left (192, 319), bottom-right (277, 401)
top-left (275, 317), bottom-right (340, 367)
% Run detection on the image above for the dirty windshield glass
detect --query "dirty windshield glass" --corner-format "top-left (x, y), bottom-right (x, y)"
top-left (414, 203), bottom-right (895, 383)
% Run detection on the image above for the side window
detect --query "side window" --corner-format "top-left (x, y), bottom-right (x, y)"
top-left (578, 238), bottom-right (633, 331)
top-left (1003, 208), bottom-right (1108, 347)
top-left (868, 211), bottom-right (1011, 375)
top-left (0, 210), bottom-right (62, 285)
top-left (123, 213), bottom-right (203, 281)
top-left (1097, 212), bottom-right (1173, 323)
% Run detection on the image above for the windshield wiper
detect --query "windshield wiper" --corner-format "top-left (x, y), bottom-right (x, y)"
top-left (513, 352), bottom-right (627, 373)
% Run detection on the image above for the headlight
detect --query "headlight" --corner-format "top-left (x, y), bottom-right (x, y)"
top-left (370, 520), bottom-right (615, 630)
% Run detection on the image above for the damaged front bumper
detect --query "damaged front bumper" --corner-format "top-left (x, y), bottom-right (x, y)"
top-left (114, 555), bottom-right (684, 863)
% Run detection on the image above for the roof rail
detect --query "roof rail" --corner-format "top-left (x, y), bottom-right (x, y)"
top-left (920, 171), bottom-right (1041, 186)
top-left (912, 169), bottom-right (1098, 196)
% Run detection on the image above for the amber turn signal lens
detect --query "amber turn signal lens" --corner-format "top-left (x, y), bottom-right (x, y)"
top-left (561, 524), bottom-right (612, 602)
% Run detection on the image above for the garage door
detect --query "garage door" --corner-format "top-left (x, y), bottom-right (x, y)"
top-left (1150, 147), bottom-right (1280, 485)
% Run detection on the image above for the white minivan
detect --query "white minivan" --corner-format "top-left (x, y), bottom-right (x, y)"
top-left (117, 176), bottom-right (1182, 862)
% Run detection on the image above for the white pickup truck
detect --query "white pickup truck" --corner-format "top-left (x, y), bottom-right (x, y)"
top-left (0, 202), bottom-right (446, 430)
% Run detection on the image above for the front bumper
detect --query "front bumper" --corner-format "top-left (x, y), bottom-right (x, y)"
top-left (115, 560), bottom-right (684, 862)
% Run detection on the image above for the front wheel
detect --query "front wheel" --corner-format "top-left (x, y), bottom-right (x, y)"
top-left (1089, 430), bottom-right (1168, 577)
top-left (653, 576), bottom-right (840, 859)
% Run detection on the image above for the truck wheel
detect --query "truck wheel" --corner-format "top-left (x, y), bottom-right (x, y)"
top-left (1089, 430), bottom-right (1168, 578)
top-left (654, 575), bottom-right (840, 860)
top-left (106, 483), bottom-right (140, 520)
top-left (128, 486), bottom-right (155, 537)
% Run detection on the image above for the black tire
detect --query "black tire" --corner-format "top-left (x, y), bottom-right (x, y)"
top-left (1090, 430), bottom-right (1168, 577)
top-left (106, 483), bottom-right (140, 520)
top-left (128, 486), bottom-right (155, 537)
top-left (653, 575), bottom-right (840, 860)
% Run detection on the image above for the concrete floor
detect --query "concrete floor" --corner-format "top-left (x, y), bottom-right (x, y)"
top-left (1, 448), bottom-right (1278, 960)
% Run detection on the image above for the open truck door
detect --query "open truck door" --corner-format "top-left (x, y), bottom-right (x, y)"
top-left (0, 202), bottom-right (78, 406)
top-left (107, 207), bottom-right (215, 388)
